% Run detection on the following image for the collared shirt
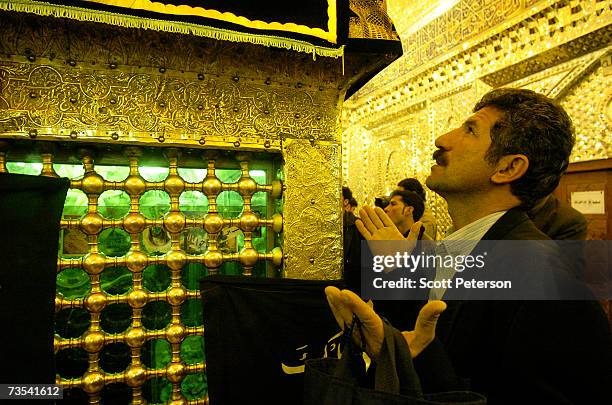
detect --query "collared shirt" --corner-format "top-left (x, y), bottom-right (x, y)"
top-left (429, 210), bottom-right (507, 300)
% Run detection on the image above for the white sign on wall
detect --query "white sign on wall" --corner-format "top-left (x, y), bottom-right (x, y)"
top-left (570, 190), bottom-right (605, 214)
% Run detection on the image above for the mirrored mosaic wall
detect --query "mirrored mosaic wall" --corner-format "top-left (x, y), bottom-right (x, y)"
top-left (343, 0), bottom-right (612, 238)
top-left (0, 143), bottom-right (283, 404)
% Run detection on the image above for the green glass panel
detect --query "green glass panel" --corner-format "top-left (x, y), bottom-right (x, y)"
top-left (98, 228), bottom-right (131, 257)
top-left (55, 308), bottom-right (90, 338)
top-left (143, 265), bottom-right (171, 292)
top-left (180, 335), bottom-right (205, 365)
top-left (57, 268), bottom-right (91, 299)
top-left (98, 190), bottom-right (130, 219)
top-left (143, 378), bottom-right (172, 404)
top-left (62, 189), bottom-right (88, 218)
top-left (219, 261), bottom-right (242, 276)
top-left (54, 163), bottom-right (85, 179)
top-left (99, 343), bottom-right (131, 373)
top-left (142, 301), bottom-right (171, 330)
top-left (177, 168), bottom-right (206, 183)
top-left (180, 299), bottom-right (203, 327)
top-left (140, 191), bottom-right (170, 219)
top-left (140, 166), bottom-right (168, 182)
top-left (181, 263), bottom-right (208, 291)
top-left (250, 169), bottom-right (266, 184)
top-left (6, 162), bottom-right (42, 175)
top-left (179, 191), bottom-right (209, 218)
top-left (141, 339), bottom-right (172, 369)
top-left (56, 348), bottom-right (88, 378)
top-left (181, 373), bottom-right (207, 400)
top-left (100, 266), bottom-right (132, 296)
top-left (217, 191), bottom-right (242, 218)
top-left (100, 304), bottom-right (132, 334)
top-left (96, 165), bottom-right (129, 182)
top-left (216, 169), bottom-right (240, 183)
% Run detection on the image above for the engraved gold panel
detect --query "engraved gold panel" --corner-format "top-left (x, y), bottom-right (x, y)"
top-left (0, 11), bottom-right (342, 145)
top-left (282, 139), bottom-right (342, 279)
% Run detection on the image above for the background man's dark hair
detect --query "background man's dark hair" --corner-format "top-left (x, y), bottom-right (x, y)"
top-left (474, 88), bottom-right (574, 208)
top-left (397, 178), bottom-right (426, 201)
top-left (342, 186), bottom-right (353, 201)
top-left (349, 197), bottom-right (358, 208)
top-left (390, 190), bottom-right (424, 221)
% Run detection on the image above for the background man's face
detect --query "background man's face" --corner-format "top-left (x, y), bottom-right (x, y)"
top-left (384, 195), bottom-right (413, 228)
top-left (426, 106), bottom-right (502, 196)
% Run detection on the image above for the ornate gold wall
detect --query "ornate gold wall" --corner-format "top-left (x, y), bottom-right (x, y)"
top-left (343, 0), bottom-right (612, 238)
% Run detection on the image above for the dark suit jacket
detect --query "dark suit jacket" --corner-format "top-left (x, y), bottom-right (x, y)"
top-left (529, 194), bottom-right (587, 240)
top-left (414, 208), bottom-right (612, 404)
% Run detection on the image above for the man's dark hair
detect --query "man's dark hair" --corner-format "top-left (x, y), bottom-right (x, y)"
top-left (397, 178), bottom-right (426, 201)
top-left (342, 186), bottom-right (353, 201)
top-left (349, 197), bottom-right (358, 208)
top-left (390, 190), bottom-right (424, 221)
top-left (474, 88), bottom-right (574, 208)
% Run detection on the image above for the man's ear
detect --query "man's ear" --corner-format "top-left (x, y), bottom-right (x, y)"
top-left (491, 154), bottom-right (529, 184)
top-left (403, 205), bottom-right (414, 218)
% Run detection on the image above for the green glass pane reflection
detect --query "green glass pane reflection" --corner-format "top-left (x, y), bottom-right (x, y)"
top-left (55, 308), bottom-right (90, 338)
top-left (56, 348), bottom-right (88, 378)
top-left (180, 299), bottom-right (203, 327)
top-left (217, 191), bottom-right (242, 219)
top-left (180, 335), bottom-right (205, 365)
top-left (140, 166), bottom-right (168, 182)
top-left (177, 168), bottom-right (206, 183)
top-left (143, 378), bottom-right (172, 404)
top-left (141, 339), bottom-right (171, 369)
top-left (100, 304), bottom-right (132, 334)
top-left (57, 268), bottom-right (91, 299)
top-left (143, 265), bottom-right (171, 292)
top-left (100, 266), bottom-right (132, 295)
top-left (140, 191), bottom-right (170, 219)
top-left (249, 169), bottom-right (266, 184)
top-left (181, 263), bottom-right (207, 291)
top-left (181, 373), bottom-right (207, 400)
top-left (96, 165), bottom-right (129, 182)
top-left (6, 162), bottom-right (42, 175)
top-left (142, 301), bottom-right (171, 330)
top-left (216, 169), bottom-right (240, 183)
top-left (99, 343), bottom-right (131, 373)
top-left (62, 189), bottom-right (88, 218)
top-left (98, 228), bottom-right (131, 257)
top-left (99, 190), bottom-right (130, 219)
top-left (179, 191), bottom-right (208, 218)
top-left (220, 261), bottom-right (242, 276)
top-left (54, 163), bottom-right (85, 179)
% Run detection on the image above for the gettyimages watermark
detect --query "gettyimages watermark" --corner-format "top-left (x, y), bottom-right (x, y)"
top-left (360, 240), bottom-right (611, 301)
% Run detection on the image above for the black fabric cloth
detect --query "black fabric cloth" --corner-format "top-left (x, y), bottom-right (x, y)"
top-left (0, 173), bottom-right (69, 385)
top-left (200, 276), bottom-right (345, 405)
top-left (413, 208), bottom-right (612, 404)
top-left (304, 321), bottom-right (486, 405)
top-left (344, 211), bottom-right (363, 294)
top-left (39, 0), bottom-right (342, 47)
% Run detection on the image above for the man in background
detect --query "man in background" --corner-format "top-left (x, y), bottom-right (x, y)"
top-left (397, 178), bottom-right (437, 239)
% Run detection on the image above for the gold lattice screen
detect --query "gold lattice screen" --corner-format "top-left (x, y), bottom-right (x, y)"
top-left (0, 143), bottom-right (283, 403)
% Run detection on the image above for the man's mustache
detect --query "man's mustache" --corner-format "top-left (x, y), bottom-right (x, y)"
top-left (432, 149), bottom-right (447, 165)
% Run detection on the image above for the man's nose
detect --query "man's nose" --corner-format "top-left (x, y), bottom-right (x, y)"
top-left (434, 129), bottom-right (454, 150)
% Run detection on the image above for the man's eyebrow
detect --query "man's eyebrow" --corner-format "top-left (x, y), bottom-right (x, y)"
top-left (463, 118), bottom-right (478, 128)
